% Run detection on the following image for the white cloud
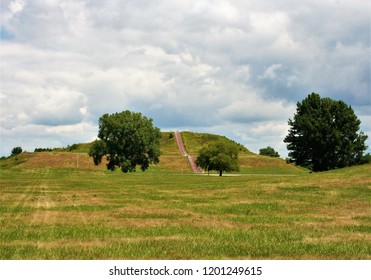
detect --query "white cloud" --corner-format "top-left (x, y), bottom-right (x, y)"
top-left (9, 0), bottom-right (25, 15)
top-left (260, 64), bottom-right (283, 80)
top-left (1, 0), bottom-right (370, 156)
top-left (242, 121), bottom-right (291, 157)
top-left (0, 122), bottom-right (97, 154)
top-left (193, 0), bottom-right (240, 22)
top-left (219, 92), bottom-right (295, 122)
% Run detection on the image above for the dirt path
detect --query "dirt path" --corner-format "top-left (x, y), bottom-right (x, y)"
top-left (174, 131), bottom-right (187, 156)
top-left (174, 131), bottom-right (202, 173)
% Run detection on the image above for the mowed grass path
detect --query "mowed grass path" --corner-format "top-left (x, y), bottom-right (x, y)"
top-left (0, 164), bottom-right (370, 259)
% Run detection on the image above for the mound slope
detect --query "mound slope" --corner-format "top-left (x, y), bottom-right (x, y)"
top-left (1, 131), bottom-right (305, 174)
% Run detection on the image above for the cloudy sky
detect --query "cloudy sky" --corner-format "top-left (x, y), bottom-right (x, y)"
top-left (1, 0), bottom-right (370, 157)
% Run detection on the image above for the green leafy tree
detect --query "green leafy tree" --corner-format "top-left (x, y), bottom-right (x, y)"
top-left (259, 146), bottom-right (280, 157)
top-left (196, 142), bottom-right (239, 176)
top-left (11, 146), bottom-right (23, 156)
top-left (361, 153), bottom-right (371, 164)
top-left (284, 93), bottom-right (368, 171)
top-left (89, 110), bottom-right (162, 173)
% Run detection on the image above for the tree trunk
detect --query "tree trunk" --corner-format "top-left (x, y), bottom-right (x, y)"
top-left (219, 170), bottom-right (222, 176)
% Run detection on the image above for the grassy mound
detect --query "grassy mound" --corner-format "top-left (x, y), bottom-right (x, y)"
top-left (181, 131), bottom-right (251, 155)
top-left (1, 131), bottom-right (305, 174)
top-left (1, 132), bottom-right (370, 260)
top-left (180, 131), bottom-right (305, 174)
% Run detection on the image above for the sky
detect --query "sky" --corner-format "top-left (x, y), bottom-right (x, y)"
top-left (1, 0), bottom-right (370, 158)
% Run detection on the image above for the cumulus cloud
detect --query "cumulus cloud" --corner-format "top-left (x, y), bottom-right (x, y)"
top-left (1, 0), bottom-right (370, 156)
top-left (219, 91), bottom-right (295, 123)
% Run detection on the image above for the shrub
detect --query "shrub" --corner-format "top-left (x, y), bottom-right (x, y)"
top-left (11, 147), bottom-right (23, 156)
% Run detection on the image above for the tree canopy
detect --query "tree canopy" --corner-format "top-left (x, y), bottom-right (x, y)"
top-left (11, 146), bottom-right (23, 156)
top-left (284, 93), bottom-right (368, 171)
top-left (89, 110), bottom-right (162, 173)
top-left (196, 142), bottom-right (239, 176)
top-left (259, 146), bottom-right (280, 157)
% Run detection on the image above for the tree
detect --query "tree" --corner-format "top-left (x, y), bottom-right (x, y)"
top-left (196, 142), bottom-right (239, 176)
top-left (11, 146), bottom-right (23, 156)
top-left (89, 110), bottom-right (162, 173)
top-left (259, 146), bottom-right (280, 157)
top-left (361, 153), bottom-right (371, 164)
top-left (284, 93), bottom-right (368, 171)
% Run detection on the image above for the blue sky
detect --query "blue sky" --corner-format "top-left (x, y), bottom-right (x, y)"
top-left (1, 0), bottom-right (370, 157)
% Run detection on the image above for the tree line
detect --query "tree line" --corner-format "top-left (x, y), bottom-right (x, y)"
top-left (90, 93), bottom-right (369, 174)
top-left (6, 93), bottom-right (369, 174)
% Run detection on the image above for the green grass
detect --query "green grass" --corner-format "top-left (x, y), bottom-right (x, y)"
top-left (0, 153), bottom-right (34, 168)
top-left (181, 131), bottom-right (251, 155)
top-left (1, 131), bottom-right (306, 176)
top-left (0, 163), bottom-right (370, 259)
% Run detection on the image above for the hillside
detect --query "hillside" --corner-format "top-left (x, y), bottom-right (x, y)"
top-left (1, 132), bottom-right (370, 260)
top-left (1, 151), bottom-right (370, 260)
top-left (1, 131), bottom-right (305, 174)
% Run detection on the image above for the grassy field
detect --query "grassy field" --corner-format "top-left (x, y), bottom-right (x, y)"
top-left (1, 162), bottom-right (370, 259)
top-left (0, 132), bottom-right (370, 259)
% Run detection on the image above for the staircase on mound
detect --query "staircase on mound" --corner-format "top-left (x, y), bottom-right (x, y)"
top-left (174, 131), bottom-right (202, 174)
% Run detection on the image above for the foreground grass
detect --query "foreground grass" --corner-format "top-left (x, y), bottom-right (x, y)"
top-left (0, 165), bottom-right (370, 259)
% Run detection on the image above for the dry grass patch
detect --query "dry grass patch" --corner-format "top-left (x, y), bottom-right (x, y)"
top-left (304, 232), bottom-right (371, 243)
top-left (18, 152), bottom-right (107, 170)
top-left (156, 155), bottom-right (190, 172)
